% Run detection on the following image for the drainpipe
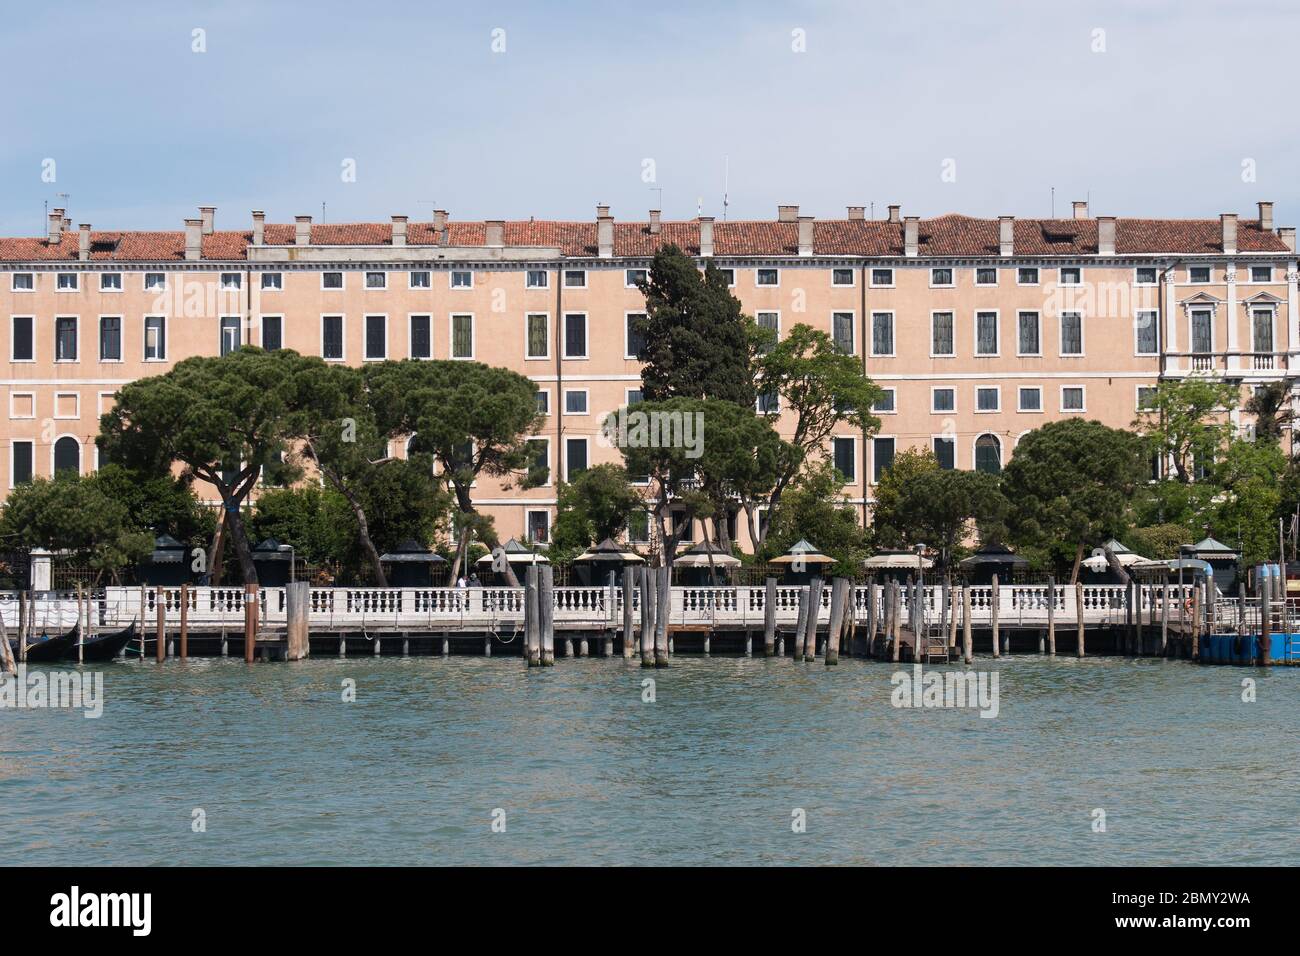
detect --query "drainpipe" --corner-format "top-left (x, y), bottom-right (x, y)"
top-left (860, 261), bottom-right (870, 530)
top-left (555, 264), bottom-right (563, 486)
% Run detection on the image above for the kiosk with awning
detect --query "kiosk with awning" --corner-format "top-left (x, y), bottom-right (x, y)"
top-left (769, 538), bottom-right (837, 584)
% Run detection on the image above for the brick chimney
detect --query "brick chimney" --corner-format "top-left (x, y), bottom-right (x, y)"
top-left (1072, 200), bottom-right (1088, 219)
top-left (1279, 227), bottom-right (1296, 253)
top-left (1221, 213), bottom-right (1238, 255)
top-left (48, 208), bottom-right (64, 244)
top-left (887, 205), bottom-right (901, 224)
top-left (797, 216), bottom-right (814, 256)
top-left (251, 210), bottom-right (265, 245)
top-left (1097, 216), bottom-right (1116, 255)
top-left (485, 220), bottom-right (504, 247)
top-left (596, 204), bottom-right (613, 258)
top-left (78, 224), bottom-right (91, 261)
top-left (999, 216), bottom-right (1014, 256)
top-left (184, 219), bottom-right (203, 260)
top-left (391, 215), bottom-right (408, 247)
top-left (847, 206), bottom-right (865, 221)
top-left (649, 210), bottom-right (661, 235)
top-left (1258, 201), bottom-right (1274, 231)
top-left (904, 216), bottom-right (919, 257)
top-left (295, 215), bottom-right (312, 245)
top-left (778, 204), bottom-right (799, 223)
top-left (698, 216), bottom-right (714, 257)
top-left (199, 205), bottom-right (215, 235)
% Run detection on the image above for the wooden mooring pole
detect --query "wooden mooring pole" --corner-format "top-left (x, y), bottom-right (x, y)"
top-left (639, 566), bottom-right (655, 668)
top-left (179, 583), bottom-right (190, 661)
top-left (961, 584), bottom-right (973, 665)
top-left (654, 565), bottom-right (670, 667)
top-left (990, 574), bottom-right (1000, 658)
top-left (156, 588), bottom-right (166, 663)
top-left (285, 581), bottom-right (309, 660)
top-left (825, 577), bottom-right (846, 666)
top-left (539, 564), bottom-right (555, 666)
top-left (804, 577), bottom-right (823, 662)
top-left (1046, 576), bottom-right (1056, 657)
top-left (763, 577), bottom-right (776, 657)
top-left (793, 586), bottom-right (809, 660)
top-left (1075, 581), bottom-right (1085, 658)
top-left (1160, 582), bottom-right (1169, 656)
top-left (0, 599), bottom-right (16, 676)
top-left (525, 565), bottom-right (541, 666)
top-left (16, 590), bottom-right (27, 663)
top-left (622, 570), bottom-right (635, 659)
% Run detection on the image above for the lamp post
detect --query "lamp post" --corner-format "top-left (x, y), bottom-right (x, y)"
top-left (278, 543), bottom-right (296, 584)
top-left (915, 543), bottom-right (927, 634)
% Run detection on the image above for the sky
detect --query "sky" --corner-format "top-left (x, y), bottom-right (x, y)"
top-left (2, 0), bottom-right (1297, 236)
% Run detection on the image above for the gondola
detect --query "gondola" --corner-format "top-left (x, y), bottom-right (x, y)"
top-left (7, 626), bottom-right (78, 663)
top-left (68, 621), bottom-right (137, 662)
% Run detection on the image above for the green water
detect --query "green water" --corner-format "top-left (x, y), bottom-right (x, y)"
top-left (1, 655), bottom-right (1295, 865)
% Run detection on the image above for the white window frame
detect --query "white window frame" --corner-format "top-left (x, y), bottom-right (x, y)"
top-left (1134, 309), bottom-right (1160, 356)
top-left (563, 269), bottom-right (588, 289)
top-left (99, 272), bottom-right (123, 293)
top-left (870, 435), bottom-right (896, 485)
top-left (8, 391), bottom-right (35, 419)
top-left (872, 387), bottom-right (897, 415)
top-left (931, 386), bottom-right (956, 414)
top-left (255, 314), bottom-right (279, 353)
top-left (407, 313), bottom-right (433, 360)
top-left (54, 315), bottom-right (79, 363)
top-left (9, 439), bottom-right (35, 488)
top-left (929, 266), bottom-right (955, 289)
top-left (220, 272), bottom-right (242, 291)
top-left (260, 272), bottom-right (282, 291)
top-left (1058, 311), bottom-right (1085, 357)
top-left (713, 267), bottom-right (737, 288)
top-left (1016, 266), bottom-right (1040, 287)
top-left (97, 314), bottom-right (123, 363)
top-left (535, 388), bottom-right (552, 417)
top-left (408, 270), bottom-right (431, 290)
top-left (869, 311), bottom-right (895, 357)
top-left (525, 269), bottom-right (550, 290)
top-left (320, 313), bottom-right (346, 361)
top-left (831, 310), bottom-right (856, 354)
top-left (973, 266), bottom-right (998, 287)
top-left (11, 272), bottom-right (35, 293)
top-left (624, 268), bottom-right (648, 288)
top-left (50, 434), bottom-right (82, 476)
top-left (1060, 385), bottom-right (1087, 413)
top-left (563, 436), bottom-right (590, 481)
top-left (1058, 266), bottom-right (1082, 286)
top-left (625, 387), bottom-right (644, 406)
top-left (524, 508), bottom-right (552, 545)
top-left (1017, 386), bottom-right (1043, 413)
top-left (448, 269), bottom-right (473, 290)
top-left (363, 271), bottom-right (387, 291)
top-left (321, 271), bottom-right (345, 291)
top-left (218, 314), bottom-right (242, 356)
top-left (53, 391), bottom-right (80, 420)
top-left (56, 272), bottom-right (79, 292)
top-left (142, 272), bottom-right (166, 293)
top-left (1249, 264), bottom-right (1273, 283)
top-left (1187, 306), bottom-right (1216, 354)
top-left (363, 313), bottom-right (388, 361)
top-left (929, 310), bottom-right (955, 358)
top-left (1187, 265), bottom-right (1213, 284)
top-left (525, 312), bottom-right (551, 361)
top-left (974, 309), bottom-right (1000, 357)
top-left (562, 388), bottom-right (590, 416)
top-left (831, 435), bottom-right (858, 484)
top-left (1134, 266), bottom-right (1159, 286)
top-left (449, 313), bottom-right (476, 360)
top-left (562, 312), bottom-right (588, 360)
top-left (623, 311), bottom-right (647, 361)
top-left (526, 437), bottom-right (552, 487)
top-left (974, 385), bottom-right (1001, 414)
top-left (869, 267), bottom-right (895, 288)
top-left (755, 267), bottom-right (780, 288)
top-left (1251, 306), bottom-right (1277, 355)
top-left (1016, 310), bottom-right (1041, 357)
top-left (1135, 384), bottom-right (1158, 412)
top-left (9, 315), bottom-right (35, 362)
top-left (931, 434), bottom-right (957, 469)
top-left (972, 433), bottom-right (1003, 473)
top-left (831, 267), bottom-right (856, 287)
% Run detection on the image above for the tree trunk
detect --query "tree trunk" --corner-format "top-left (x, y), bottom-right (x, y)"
top-left (1069, 542), bottom-right (1084, 585)
top-left (225, 502), bottom-right (259, 585)
top-left (323, 465), bottom-right (387, 587)
top-left (208, 510), bottom-right (227, 585)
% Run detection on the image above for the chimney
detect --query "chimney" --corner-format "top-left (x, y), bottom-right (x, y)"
top-left (295, 215), bottom-right (312, 245)
top-left (63, 217), bottom-right (71, 232)
top-left (596, 204), bottom-right (613, 258)
top-left (78, 224), bottom-right (91, 261)
top-left (433, 209), bottom-right (448, 233)
top-left (999, 216), bottom-right (1014, 256)
top-left (1279, 227), bottom-right (1296, 253)
top-left (904, 216), bottom-right (919, 257)
top-left (648, 210), bottom-right (661, 235)
top-left (847, 206), bottom-right (865, 221)
top-left (797, 216), bottom-right (814, 256)
top-left (199, 206), bottom-right (215, 235)
top-left (48, 208), bottom-right (64, 244)
top-left (485, 219), bottom-right (504, 247)
top-left (251, 210), bottom-right (265, 245)
top-left (698, 216), bottom-right (714, 257)
top-left (1072, 200), bottom-right (1089, 220)
top-left (391, 215), bottom-right (408, 247)
top-left (887, 204), bottom-right (901, 224)
top-left (1221, 213), bottom-right (1238, 255)
top-left (1258, 201), bottom-right (1274, 231)
top-left (778, 204), bottom-right (799, 223)
top-left (1097, 216), bottom-right (1116, 255)
top-left (184, 219), bottom-right (202, 261)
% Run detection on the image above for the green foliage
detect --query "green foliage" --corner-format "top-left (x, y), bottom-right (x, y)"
top-left (761, 461), bottom-right (869, 574)
top-left (1205, 439), bottom-right (1287, 564)
top-left (870, 462), bottom-right (1007, 566)
top-left (1132, 375), bottom-right (1240, 482)
top-left (249, 486), bottom-right (354, 567)
top-left (868, 449), bottom-right (939, 549)
top-left (1126, 523), bottom-right (1195, 561)
top-left (90, 463), bottom-right (216, 550)
top-left (550, 464), bottom-right (643, 555)
top-left (1243, 380), bottom-right (1296, 445)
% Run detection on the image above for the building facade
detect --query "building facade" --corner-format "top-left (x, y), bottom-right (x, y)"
top-left (1, 201), bottom-right (1295, 551)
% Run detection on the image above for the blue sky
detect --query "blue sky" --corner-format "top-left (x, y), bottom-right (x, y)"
top-left (2, 0), bottom-right (1296, 235)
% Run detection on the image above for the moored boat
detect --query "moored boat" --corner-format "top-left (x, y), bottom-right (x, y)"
top-left (7, 627), bottom-right (78, 663)
top-left (68, 621), bottom-right (137, 662)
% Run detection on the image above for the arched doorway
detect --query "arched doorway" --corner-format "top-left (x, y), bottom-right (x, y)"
top-left (53, 436), bottom-right (81, 475)
top-left (974, 434), bottom-right (1001, 474)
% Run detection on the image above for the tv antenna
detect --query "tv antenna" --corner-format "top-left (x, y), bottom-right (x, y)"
top-left (723, 155), bottom-right (730, 222)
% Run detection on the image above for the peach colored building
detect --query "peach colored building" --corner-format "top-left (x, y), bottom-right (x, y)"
top-left (1, 201), bottom-right (1295, 551)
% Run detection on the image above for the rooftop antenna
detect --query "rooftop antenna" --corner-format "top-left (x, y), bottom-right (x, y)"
top-left (417, 200), bottom-right (438, 220)
top-left (1050, 186), bottom-right (1055, 218)
top-left (321, 201), bottom-right (326, 224)
top-left (696, 196), bottom-right (703, 217)
top-left (723, 155), bottom-right (730, 222)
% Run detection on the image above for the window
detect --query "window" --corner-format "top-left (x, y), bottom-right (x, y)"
top-left (626, 388), bottom-right (643, 406)
top-left (1018, 386), bottom-right (1042, 412)
top-left (1060, 312), bottom-right (1083, 355)
top-left (870, 268), bottom-right (894, 287)
top-left (526, 510), bottom-right (550, 545)
top-left (322, 271), bottom-right (344, 290)
top-left (1017, 267), bottom-right (1039, 285)
top-left (562, 269), bottom-right (587, 289)
top-left (219, 316), bottom-right (241, 356)
top-left (628, 511), bottom-right (651, 543)
top-left (450, 270), bottom-right (472, 289)
top-left (932, 388), bottom-right (955, 413)
top-left (322, 315), bottom-right (344, 359)
top-left (258, 316), bottom-right (279, 353)
top-left (535, 390), bottom-right (550, 415)
top-left (11, 273), bottom-right (33, 291)
top-left (756, 312), bottom-right (779, 352)
top-left (55, 317), bottom-right (77, 361)
top-left (930, 267), bottom-right (953, 287)
top-left (526, 313), bottom-right (549, 359)
top-left (714, 268), bottom-right (736, 287)
top-left (975, 311), bottom-right (998, 355)
top-left (11, 316), bottom-right (33, 361)
top-left (625, 313), bottom-right (646, 359)
top-left (527, 439), bottom-right (550, 485)
top-left (365, 271), bottom-right (387, 290)
top-left (872, 437), bottom-right (895, 483)
top-left (758, 388), bottom-right (779, 414)
top-left (1135, 267), bottom-right (1158, 285)
top-left (871, 312), bottom-right (894, 356)
top-left (832, 312), bottom-right (854, 354)
top-left (220, 272), bottom-right (242, 291)
top-left (99, 317), bottom-right (121, 361)
top-left (756, 268), bottom-right (779, 286)
top-left (565, 438), bottom-right (588, 480)
top-left (1059, 267), bottom-right (1081, 285)
top-left (100, 273), bottom-right (122, 292)
top-left (526, 269), bottom-right (549, 289)
top-left (409, 315), bottom-right (431, 359)
top-left (1190, 308), bottom-right (1213, 353)
top-left (873, 389), bottom-right (895, 413)
top-left (1135, 311), bottom-right (1159, 354)
top-left (409, 271), bottom-right (430, 289)
top-left (975, 267), bottom-right (998, 286)
top-left (53, 436), bottom-right (80, 475)
top-left (57, 273), bottom-right (78, 291)
top-left (1137, 386), bottom-right (1157, 410)
top-left (931, 312), bottom-right (954, 356)
top-left (563, 313), bottom-right (587, 358)
top-left (1061, 386), bottom-right (1085, 412)
top-left (1017, 311), bottom-right (1040, 356)
top-left (11, 441), bottom-right (33, 486)
top-left (1188, 266), bottom-right (1211, 283)
top-left (260, 272), bottom-right (282, 291)
top-left (1250, 265), bottom-right (1272, 283)
top-left (933, 436), bottom-right (955, 469)
top-left (832, 437), bottom-right (856, 483)
top-left (832, 268), bottom-right (854, 287)
top-left (1252, 309), bottom-right (1274, 354)
top-left (974, 435), bottom-right (1002, 474)
top-left (976, 387), bottom-right (1000, 412)
top-left (364, 315), bottom-right (386, 359)
top-left (564, 390), bottom-right (588, 415)
top-left (625, 268), bottom-right (648, 287)
top-left (451, 314), bottom-right (474, 358)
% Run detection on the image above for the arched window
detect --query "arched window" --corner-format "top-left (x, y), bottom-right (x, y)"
top-left (53, 436), bottom-right (80, 475)
top-left (974, 434), bottom-right (1001, 474)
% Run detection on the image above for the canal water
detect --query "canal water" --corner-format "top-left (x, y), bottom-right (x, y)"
top-left (1, 655), bottom-right (1295, 865)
